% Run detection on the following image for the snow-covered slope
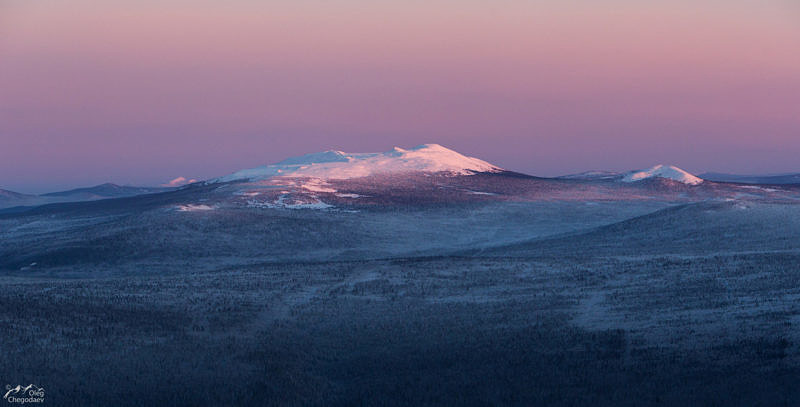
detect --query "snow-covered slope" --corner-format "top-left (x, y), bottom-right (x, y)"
top-left (622, 165), bottom-right (703, 185)
top-left (216, 144), bottom-right (502, 182)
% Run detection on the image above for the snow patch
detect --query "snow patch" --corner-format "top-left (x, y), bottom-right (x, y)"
top-left (176, 204), bottom-right (215, 212)
top-left (281, 201), bottom-right (333, 210)
top-left (740, 185), bottom-right (779, 193)
top-left (247, 195), bottom-right (333, 210)
top-left (163, 176), bottom-right (198, 187)
top-left (235, 191), bottom-right (263, 197)
top-left (300, 178), bottom-right (337, 193)
top-left (622, 165), bottom-right (703, 185)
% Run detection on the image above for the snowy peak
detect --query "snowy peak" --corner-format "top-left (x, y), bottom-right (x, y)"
top-left (622, 165), bottom-right (703, 185)
top-left (275, 150), bottom-right (350, 166)
top-left (217, 144), bottom-right (502, 182)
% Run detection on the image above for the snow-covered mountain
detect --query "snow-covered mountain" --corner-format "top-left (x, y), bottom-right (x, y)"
top-left (622, 165), bottom-right (703, 185)
top-left (7, 145), bottom-right (800, 215)
top-left (216, 144), bottom-right (502, 182)
top-left (558, 166), bottom-right (704, 185)
top-left (163, 147), bottom-right (800, 211)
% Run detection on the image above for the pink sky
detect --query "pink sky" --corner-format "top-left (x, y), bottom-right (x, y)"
top-left (1, 1), bottom-right (799, 193)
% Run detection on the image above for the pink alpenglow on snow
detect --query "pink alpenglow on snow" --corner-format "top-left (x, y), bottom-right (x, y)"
top-left (163, 177), bottom-right (198, 187)
top-left (216, 144), bottom-right (502, 182)
top-left (622, 165), bottom-right (704, 185)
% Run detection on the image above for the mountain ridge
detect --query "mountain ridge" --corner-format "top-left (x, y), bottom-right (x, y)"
top-left (0, 183), bottom-right (173, 210)
top-left (41, 183), bottom-right (169, 198)
top-left (6, 145), bottom-right (800, 213)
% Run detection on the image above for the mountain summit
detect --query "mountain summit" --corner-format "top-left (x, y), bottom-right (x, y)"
top-left (622, 165), bottom-right (703, 185)
top-left (217, 144), bottom-right (502, 182)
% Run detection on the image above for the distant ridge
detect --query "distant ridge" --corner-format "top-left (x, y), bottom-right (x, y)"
top-left (700, 172), bottom-right (800, 185)
top-left (558, 171), bottom-right (621, 181)
top-left (0, 188), bottom-right (35, 199)
top-left (42, 183), bottom-right (169, 198)
top-left (0, 183), bottom-right (172, 210)
top-left (0, 188), bottom-right (39, 209)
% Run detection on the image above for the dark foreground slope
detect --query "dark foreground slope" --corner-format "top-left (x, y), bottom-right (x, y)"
top-left (1, 254), bottom-right (798, 406)
top-left (1, 199), bottom-right (799, 405)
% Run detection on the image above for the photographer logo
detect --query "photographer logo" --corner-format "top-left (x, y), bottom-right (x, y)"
top-left (4, 385), bottom-right (44, 404)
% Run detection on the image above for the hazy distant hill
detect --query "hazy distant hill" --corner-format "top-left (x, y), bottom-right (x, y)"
top-left (0, 188), bottom-right (39, 209)
top-left (0, 183), bottom-right (172, 209)
top-left (41, 183), bottom-right (170, 200)
top-left (700, 172), bottom-right (800, 185)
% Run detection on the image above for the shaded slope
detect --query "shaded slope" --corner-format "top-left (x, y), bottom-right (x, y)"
top-left (477, 201), bottom-right (800, 258)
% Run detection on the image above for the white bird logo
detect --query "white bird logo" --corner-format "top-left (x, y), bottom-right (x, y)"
top-left (4, 384), bottom-right (43, 399)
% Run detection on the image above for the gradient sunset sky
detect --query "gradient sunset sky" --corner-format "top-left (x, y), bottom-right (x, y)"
top-left (1, 0), bottom-right (799, 193)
